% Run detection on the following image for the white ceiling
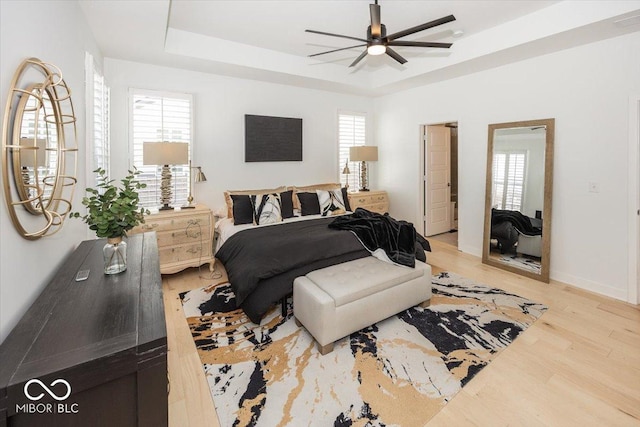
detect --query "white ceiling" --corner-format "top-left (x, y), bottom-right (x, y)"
top-left (79, 0), bottom-right (640, 96)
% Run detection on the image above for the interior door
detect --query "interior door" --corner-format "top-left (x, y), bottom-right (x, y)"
top-left (424, 125), bottom-right (451, 236)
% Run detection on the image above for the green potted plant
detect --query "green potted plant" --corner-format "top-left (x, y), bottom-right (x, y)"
top-left (72, 168), bottom-right (149, 274)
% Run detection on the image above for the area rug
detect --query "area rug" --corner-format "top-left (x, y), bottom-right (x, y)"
top-left (179, 272), bottom-right (547, 427)
top-left (498, 254), bottom-right (542, 274)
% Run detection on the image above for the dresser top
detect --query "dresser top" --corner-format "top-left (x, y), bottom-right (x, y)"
top-left (0, 233), bottom-right (165, 397)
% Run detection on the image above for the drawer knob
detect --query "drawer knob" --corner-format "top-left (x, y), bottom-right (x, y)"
top-left (186, 247), bottom-right (201, 254)
top-left (358, 198), bottom-right (366, 202)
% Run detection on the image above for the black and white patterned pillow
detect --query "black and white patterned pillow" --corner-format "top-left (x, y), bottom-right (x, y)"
top-left (251, 193), bottom-right (282, 225)
top-left (316, 189), bottom-right (346, 216)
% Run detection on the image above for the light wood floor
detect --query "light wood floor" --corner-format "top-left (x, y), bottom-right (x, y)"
top-left (163, 240), bottom-right (640, 426)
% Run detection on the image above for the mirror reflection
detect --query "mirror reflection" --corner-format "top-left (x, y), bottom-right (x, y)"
top-left (482, 119), bottom-right (554, 282)
top-left (13, 86), bottom-right (58, 213)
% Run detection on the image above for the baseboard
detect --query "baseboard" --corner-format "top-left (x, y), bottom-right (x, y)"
top-left (550, 270), bottom-right (628, 302)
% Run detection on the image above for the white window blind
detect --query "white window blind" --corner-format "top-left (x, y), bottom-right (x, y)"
top-left (85, 52), bottom-right (110, 184)
top-left (492, 151), bottom-right (527, 211)
top-left (130, 89), bottom-right (192, 209)
top-left (338, 112), bottom-right (366, 190)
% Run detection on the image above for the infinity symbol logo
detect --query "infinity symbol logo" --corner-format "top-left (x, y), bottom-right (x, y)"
top-left (24, 379), bottom-right (72, 401)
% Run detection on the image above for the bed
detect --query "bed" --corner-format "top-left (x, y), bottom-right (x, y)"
top-left (215, 188), bottom-right (430, 324)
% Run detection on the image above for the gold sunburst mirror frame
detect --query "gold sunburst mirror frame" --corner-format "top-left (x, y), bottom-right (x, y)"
top-left (2, 58), bottom-right (78, 239)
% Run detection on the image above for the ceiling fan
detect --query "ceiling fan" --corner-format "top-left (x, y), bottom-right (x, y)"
top-left (306, 0), bottom-right (456, 67)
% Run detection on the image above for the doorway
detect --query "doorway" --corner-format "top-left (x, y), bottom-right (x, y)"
top-left (422, 122), bottom-right (458, 247)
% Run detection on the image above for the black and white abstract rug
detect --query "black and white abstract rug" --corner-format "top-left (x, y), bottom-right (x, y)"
top-left (179, 272), bottom-right (547, 426)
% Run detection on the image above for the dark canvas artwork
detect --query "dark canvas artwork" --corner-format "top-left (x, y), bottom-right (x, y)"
top-left (245, 114), bottom-right (303, 162)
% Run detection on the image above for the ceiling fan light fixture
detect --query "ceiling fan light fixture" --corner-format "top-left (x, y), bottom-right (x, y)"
top-left (367, 43), bottom-right (386, 56)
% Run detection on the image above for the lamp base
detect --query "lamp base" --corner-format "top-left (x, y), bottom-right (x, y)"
top-left (159, 204), bottom-right (173, 211)
top-left (182, 205), bottom-right (196, 209)
top-left (358, 188), bottom-right (370, 192)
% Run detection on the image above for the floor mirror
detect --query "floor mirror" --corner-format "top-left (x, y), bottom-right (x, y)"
top-left (482, 118), bottom-right (555, 282)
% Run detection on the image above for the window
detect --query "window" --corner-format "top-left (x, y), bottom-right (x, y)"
top-left (130, 89), bottom-right (192, 209)
top-left (492, 150), bottom-right (527, 211)
top-left (85, 53), bottom-right (110, 183)
top-left (338, 112), bottom-right (366, 190)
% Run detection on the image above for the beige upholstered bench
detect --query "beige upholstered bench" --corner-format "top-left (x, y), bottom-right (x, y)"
top-left (293, 256), bottom-right (432, 355)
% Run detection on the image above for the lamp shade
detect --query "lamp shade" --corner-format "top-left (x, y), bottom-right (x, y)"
top-left (20, 138), bottom-right (47, 168)
top-left (349, 146), bottom-right (378, 162)
top-left (143, 142), bottom-right (189, 165)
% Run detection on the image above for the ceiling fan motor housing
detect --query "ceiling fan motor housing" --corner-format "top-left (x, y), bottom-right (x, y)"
top-left (367, 24), bottom-right (387, 41)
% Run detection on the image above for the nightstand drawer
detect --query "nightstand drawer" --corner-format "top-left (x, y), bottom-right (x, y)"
top-left (137, 213), bottom-right (210, 233)
top-left (156, 227), bottom-right (211, 248)
top-left (159, 242), bottom-right (212, 264)
top-left (348, 191), bottom-right (389, 213)
top-left (366, 203), bottom-right (389, 214)
top-left (351, 195), bottom-right (375, 205)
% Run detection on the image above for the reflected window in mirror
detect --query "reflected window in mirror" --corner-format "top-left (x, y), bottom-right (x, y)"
top-left (492, 150), bottom-right (527, 212)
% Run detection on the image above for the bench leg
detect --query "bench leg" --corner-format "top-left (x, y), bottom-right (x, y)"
top-left (318, 342), bottom-right (334, 355)
top-left (294, 317), bottom-right (302, 327)
top-left (419, 299), bottom-right (431, 308)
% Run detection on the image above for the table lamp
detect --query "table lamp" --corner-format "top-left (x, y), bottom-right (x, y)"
top-left (342, 161), bottom-right (351, 190)
top-left (143, 142), bottom-right (189, 210)
top-left (349, 146), bottom-right (378, 191)
top-left (183, 160), bottom-right (207, 209)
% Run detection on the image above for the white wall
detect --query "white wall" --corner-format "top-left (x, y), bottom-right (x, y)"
top-left (374, 32), bottom-right (640, 301)
top-left (104, 59), bottom-right (373, 212)
top-left (0, 1), bottom-right (102, 343)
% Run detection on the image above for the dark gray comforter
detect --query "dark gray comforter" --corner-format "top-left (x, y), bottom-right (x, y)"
top-left (216, 217), bottom-right (370, 323)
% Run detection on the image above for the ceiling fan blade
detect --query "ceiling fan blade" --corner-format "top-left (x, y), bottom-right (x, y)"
top-left (385, 47), bottom-right (407, 65)
top-left (386, 15), bottom-right (456, 41)
top-left (387, 41), bottom-right (452, 49)
top-left (309, 44), bottom-right (367, 57)
top-left (370, 3), bottom-right (381, 37)
top-left (306, 29), bottom-right (367, 43)
top-left (349, 50), bottom-right (368, 67)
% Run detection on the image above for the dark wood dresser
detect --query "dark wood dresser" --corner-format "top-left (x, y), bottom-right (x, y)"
top-left (0, 233), bottom-right (167, 427)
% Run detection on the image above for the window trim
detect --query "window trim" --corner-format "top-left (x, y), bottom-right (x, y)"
top-left (337, 110), bottom-right (368, 191)
top-left (128, 88), bottom-right (194, 209)
top-left (492, 149), bottom-right (528, 212)
top-left (85, 52), bottom-right (110, 188)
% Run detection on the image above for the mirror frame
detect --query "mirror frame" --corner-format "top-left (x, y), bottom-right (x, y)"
top-left (1, 58), bottom-right (77, 239)
top-left (482, 118), bottom-right (555, 282)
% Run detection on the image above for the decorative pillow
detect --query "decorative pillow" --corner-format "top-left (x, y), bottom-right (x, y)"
top-left (224, 186), bottom-right (287, 218)
top-left (279, 190), bottom-right (294, 219)
top-left (297, 192), bottom-right (321, 216)
top-left (317, 189), bottom-right (347, 216)
top-left (341, 187), bottom-right (352, 211)
top-left (292, 183), bottom-right (341, 210)
top-left (230, 194), bottom-right (254, 225)
top-left (251, 193), bottom-right (282, 225)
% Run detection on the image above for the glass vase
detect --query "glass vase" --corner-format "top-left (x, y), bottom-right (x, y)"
top-left (104, 237), bottom-right (127, 275)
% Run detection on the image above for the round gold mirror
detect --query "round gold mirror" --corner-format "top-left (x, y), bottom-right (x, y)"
top-left (1, 58), bottom-right (77, 239)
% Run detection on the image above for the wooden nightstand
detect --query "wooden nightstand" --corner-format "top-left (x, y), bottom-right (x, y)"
top-left (130, 205), bottom-right (215, 274)
top-left (348, 190), bottom-right (389, 214)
